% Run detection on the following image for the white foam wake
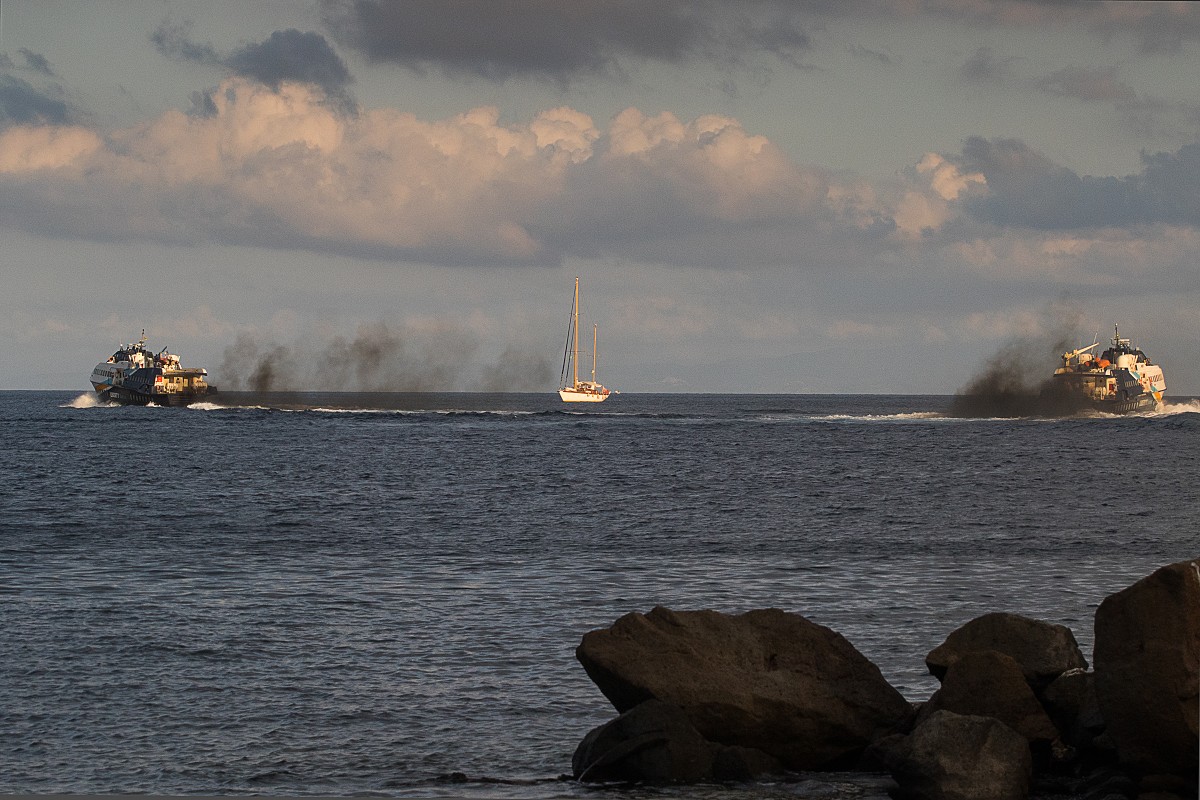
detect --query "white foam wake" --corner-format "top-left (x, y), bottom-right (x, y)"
top-left (1154, 399), bottom-right (1200, 415)
top-left (63, 392), bottom-right (110, 409)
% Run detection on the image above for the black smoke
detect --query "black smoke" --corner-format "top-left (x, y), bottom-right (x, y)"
top-left (948, 312), bottom-right (1095, 418)
top-left (218, 323), bottom-right (551, 393)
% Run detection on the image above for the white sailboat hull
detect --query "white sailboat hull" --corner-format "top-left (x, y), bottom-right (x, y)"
top-left (559, 387), bottom-right (609, 402)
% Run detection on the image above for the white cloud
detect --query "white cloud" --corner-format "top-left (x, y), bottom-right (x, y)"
top-left (0, 79), bottom-right (847, 265)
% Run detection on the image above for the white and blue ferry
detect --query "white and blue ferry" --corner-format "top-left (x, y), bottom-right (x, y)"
top-left (1053, 325), bottom-right (1166, 414)
top-left (90, 331), bottom-right (215, 406)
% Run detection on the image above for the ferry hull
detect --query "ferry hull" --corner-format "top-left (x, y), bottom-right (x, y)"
top-left (102, 385), bottom-right (216, 407)
top-left (1086, 393), bottom-right (1160, 415)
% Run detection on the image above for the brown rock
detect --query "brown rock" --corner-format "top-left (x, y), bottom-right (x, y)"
top-left (927, 612), bottom-right (1087, 689)
top-left (572, 699), bottom-right (716, 783)
top-left (1093, 558), bottom-right (1200, 777)
top-left (576, 606), bottom-right (912, 770)
top-left (888, 710), bottom-right (1032, 800)
top-left (917, 650), bottom-right (1061, 748)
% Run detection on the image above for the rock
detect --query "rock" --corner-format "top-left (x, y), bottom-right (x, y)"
top-left (888, 710), bottom-right (1032, 800)
top-left (571, 699), bottom-right (717, 783)
top-left (576, 606), bottom-right (912, 770)
top-left (571, 699), bottom-right (783, 785)
top-left (711, 745), bottom-right (784, 782)
top-left (926, 612), bottom-right (1087, 690)
top-left (916, 650), bottom-right (1062, 751)
top-left (1139, 772), bottom-right (1199, 797)
top-left (1040, 668), bottom-right (1105, 750)
top-left (1093, 558), bottom-right (1200, 777)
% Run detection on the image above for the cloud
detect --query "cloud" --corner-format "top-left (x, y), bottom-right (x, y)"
top-left (0, 78), bottom-right (877, 267)
top-left (960, 46), bottom-right (1017, 84)
top-left (153, 23), bottom-right (355, 114)
top-left (907, 1), bottom-right (1200, 53)
top-left (957, 136), bottom-right (1200, 229)
top-left (0, 74), bottom-right (72, 125)
top-left (1034, 65), bottom-right (1137, 104)
top-left (18, 48), bottom-right (56, 77)
top-left (319, 0), bottom-right (812, 84)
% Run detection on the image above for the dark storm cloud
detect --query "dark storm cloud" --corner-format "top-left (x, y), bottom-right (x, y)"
top-left (227, 30), bottom-right (355, 111)
top-left (960, 137), bottom-right (1200, 229)
top-left (153, 23), bottom-right (356, 114)
top-left (319, 0), bottom-right (811, 83)
top-left (0, 74), bottom-right (71, 125)
top-left (18, 48), bottom-right (56, 77)
top-left (151, 20), bottom-right (221, 66)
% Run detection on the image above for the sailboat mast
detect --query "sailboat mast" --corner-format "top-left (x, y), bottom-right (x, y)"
top-left (572, 277), bottom-right (580, 387)
top-left (592, 324), bottom-right (598, 382)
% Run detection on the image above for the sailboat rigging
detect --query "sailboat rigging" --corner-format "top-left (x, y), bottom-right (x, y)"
top-left (558, 277), bottom-right (612, 402)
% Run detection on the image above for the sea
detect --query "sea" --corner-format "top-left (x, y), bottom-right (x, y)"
top-left (2, 390), bottom-right (1198, 800)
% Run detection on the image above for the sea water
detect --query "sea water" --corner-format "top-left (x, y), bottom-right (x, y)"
top-left (2, 391), bottom-right (1198, 798)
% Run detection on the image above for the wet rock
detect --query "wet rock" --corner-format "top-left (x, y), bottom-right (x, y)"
top-left (887, 710), bottom-right (1032, 800)
top-left (571, 699), bottom-right (716, 783)
top-left (711, 744), bottom-right (784, 782)
top-left (916, 650), bottom-right (1062, 752)
top-left (1093, 558), bottom-right (1200, 777)
top-left (576, 606), bottom-right (912, 770)
top-left (571, 698), bottom-right (784, 785)
top-left (926, 612), bottom-right (1087, 690)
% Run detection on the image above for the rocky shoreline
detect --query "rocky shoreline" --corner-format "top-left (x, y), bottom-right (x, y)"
top-left (569, 558), bottom-right (1199, 800)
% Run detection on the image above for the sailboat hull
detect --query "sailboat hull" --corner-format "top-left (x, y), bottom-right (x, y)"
top-left (559, 388), bottom-right (609, 403)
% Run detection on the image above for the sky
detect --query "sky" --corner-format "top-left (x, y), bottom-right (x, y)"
top-left (1, 0), bottom-right (1198, 394)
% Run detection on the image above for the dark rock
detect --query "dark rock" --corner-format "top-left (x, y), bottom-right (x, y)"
top-left (1093, 558), bottom-right (1200, 777)
top-left (888, 710), bottom-right (1032, 800)
top-left (576, 606), bottom-right (912, 770)
top-left (1040, 668), bottom-right (1105, 749)
top-left (1080, 773), bottom-right (1137, 800)
top-left (1140, 772), bottom-right (1199, 798)
top-left (927, 612), bottom-right (1087, 690)
top-left (711, 745), bottom-right (784, 782)
top-left (857, 732), bottom-right (907, 771)
top-left (917, 650), bottom-right (1061, 746)
top-left (571, 699), bottom-right (716, 784)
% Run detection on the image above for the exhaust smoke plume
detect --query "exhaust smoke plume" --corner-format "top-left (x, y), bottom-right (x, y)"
top-left (218, 322), bottom-right (552, 393)
top-left (948, 308), bottom-right (1095, 418)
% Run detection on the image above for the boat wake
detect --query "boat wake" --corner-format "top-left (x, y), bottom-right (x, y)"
top-left (1151, 399), bottom-right (1200, 416)
top-left (63, 392), bottom-right (114, 409)
top-left (807, 411), bottom-right (946, 423)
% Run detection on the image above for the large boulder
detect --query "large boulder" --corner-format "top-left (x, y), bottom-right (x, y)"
top-left (576, 606), bottom-right (912, 770)
top-left (888, 710), bottom-right (1032, 800)
top-left (572, 699), bottom-right (783, 784)
top-left (572, 699), bottom-right (717, 783)
top-left (916, 650), bottom-right (1061, 750)
top-left (926, 612), bottom-right (1087, 690)
top-left (1093, 558), bottom-right (1200, 777)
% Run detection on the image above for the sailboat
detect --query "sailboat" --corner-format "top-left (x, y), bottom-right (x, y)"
top-left (559, 277), bottom-right (612, 402)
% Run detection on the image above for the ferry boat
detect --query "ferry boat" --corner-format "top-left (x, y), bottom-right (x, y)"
top-left (559, 277), bottom-right (613, 402)
top-left (90, 331), bottom-right (215, 406)
top-left (1053, 325), bottom-right (1165, 414)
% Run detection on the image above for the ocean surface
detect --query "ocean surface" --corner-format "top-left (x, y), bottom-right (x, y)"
top-left (2, 390), bottom-right (1198, 799)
